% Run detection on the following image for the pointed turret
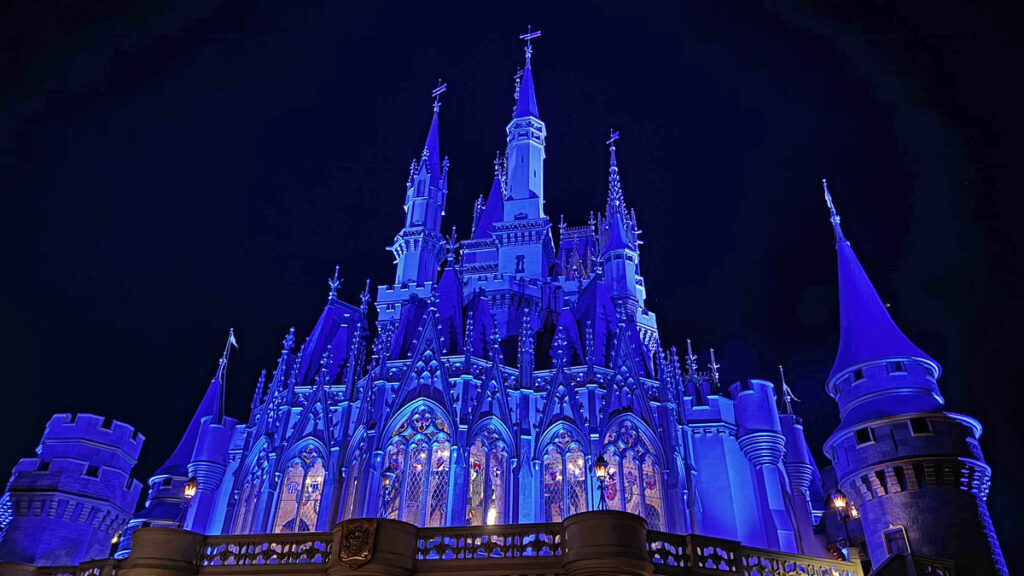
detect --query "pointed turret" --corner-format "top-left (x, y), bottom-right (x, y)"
top-left (389, 83), bottom-right (450, 285)
top-left (600, 132), bottom-right (647, 318)
top-left (823, 179), bottom-right (940, 390)
top-left (497, 28), bottom-right (553, 279)
top-left (154, 329), bottom-right (235, 477)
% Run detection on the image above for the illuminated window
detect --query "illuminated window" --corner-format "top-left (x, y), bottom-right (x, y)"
top-left (379, 406), bottom-right (452, 526)
top-left (272, 445), bottom-right (326, 533)
top-left (465, 427), bottom-right (508, 526)
top-left (233, 449), bottom-right (268, 534)
top-left (541, 429), bottom-right (589, 522)
top-left (602, 421), bottom-right (664, 528)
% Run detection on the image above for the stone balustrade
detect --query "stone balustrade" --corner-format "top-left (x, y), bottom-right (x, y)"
top-left (0, 511), bottom-right (868, 576)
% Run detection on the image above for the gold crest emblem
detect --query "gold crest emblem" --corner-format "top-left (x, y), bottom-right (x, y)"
top-left (338, 518), bottom-right (378, 569)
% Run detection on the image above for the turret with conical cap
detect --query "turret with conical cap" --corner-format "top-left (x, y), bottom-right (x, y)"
top-left (389, 82), bottom-right (449, 285)
top-left (822, 180), bottom-right (1006, 575)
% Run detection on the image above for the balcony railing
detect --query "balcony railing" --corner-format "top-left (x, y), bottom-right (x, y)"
top-left (5, 515), bottom-right (869, 576)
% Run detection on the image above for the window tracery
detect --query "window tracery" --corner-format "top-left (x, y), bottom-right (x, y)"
top-left (602, 421), bottom-right (664, 529)
top-left (380, 406), bottom-right (452, 526)
top-left (272, 445), bottom-right (326, 533)
top-left (233, 448), bottom-right (268, 534)
top-left (541, 429), bottom-right (589, 523)
top-left (465, 426), bottom-right (508, 526)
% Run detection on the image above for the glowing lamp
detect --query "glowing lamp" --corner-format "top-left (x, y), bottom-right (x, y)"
top-left (111, 531), bottom-right (121, 545)
top-left (850, 504), bottom-right (860, 519)
top-left (594, 455), bottom-right (609, 481)
top-left (184, 477), bottom-right (199, 499)
top-left (831, 491), bottom-right (847, 511)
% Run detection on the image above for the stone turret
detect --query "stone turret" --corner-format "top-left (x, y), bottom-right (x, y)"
top-left (0, 414), bottom-right (144, 566)
top-left (821, 180), bottom-right (1006, 575)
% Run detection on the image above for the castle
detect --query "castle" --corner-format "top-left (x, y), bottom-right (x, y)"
top-left (0, 33), bottom-right (1007, 576)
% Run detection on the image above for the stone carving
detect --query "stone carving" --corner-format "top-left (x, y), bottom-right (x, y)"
top-left (339, 519), bottom-right (378, 569)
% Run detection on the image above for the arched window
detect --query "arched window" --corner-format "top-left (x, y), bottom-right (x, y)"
top-left (465, 426), bottom-right (508, 526)
top-left (541, 429), bottom-right (589, 523)
top-left (272, 445), bottom-right (326, 533)
top-left (602, 421), bottom-right (664, 530)
top-left (233, 449), bottom-right (268, 534)
top-left (379, 406), bottom-right (452, 526)
top-left (342, 441), bottom-right (366, 520)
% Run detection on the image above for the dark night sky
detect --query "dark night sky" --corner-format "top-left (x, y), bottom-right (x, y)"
top-left (2, 1), bottom-right (1021, 567)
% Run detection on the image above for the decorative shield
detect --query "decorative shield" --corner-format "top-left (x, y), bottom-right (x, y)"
top-left (339, 519), bottom-right (378, 569)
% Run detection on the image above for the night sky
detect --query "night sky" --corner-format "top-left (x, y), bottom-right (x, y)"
top-left (2, 1), bottom-right (1021, 567)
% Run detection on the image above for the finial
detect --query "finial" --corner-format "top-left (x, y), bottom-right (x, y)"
top-left (447, 226), bottom-right (458, 265)
top-left (822, 178), bottom-right (846, 244)
top-left (512, 67), bottom-right (524, 114)
top-left (708, 348), bottom-right (720, 387)
top-left (431, 79), bottom-right (447, 113)
top-left (282, 327), bottom-right (296, 354)
top-left (607, 131), bottom-right (624, 215)
top-left (778, 365), bottom-right (800, 414)
top-left (607, 130), bottom-right (620, 154)
top-left (685, 338), bottom-right (698, 378)
top-left (328, 265), bottom-right (342, 300)
top-left (519, 25), bottom-right (542, 66)
top-left (360, 279), bottom-right (371, 310)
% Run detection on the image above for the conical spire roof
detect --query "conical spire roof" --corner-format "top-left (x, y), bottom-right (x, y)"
top-left (824, 180), bottom-right (940, 383)
top-left (420, 108), bottom-right (442, 186)
top-left (473, 163), bottom-right (504, 240)
top-left (514, 65), bottom-right (540, 119)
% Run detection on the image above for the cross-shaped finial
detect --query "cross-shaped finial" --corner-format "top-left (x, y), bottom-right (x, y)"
top-left (519, 25), bottom-right (542, 65)
top-left (360, 279), bottom-right (371, 308)
top-left (606, 130), bottom-right (620, 149)
top-left (431, 78), bottom-right (447, 113)
top-left (708, 348), bottom-right (720, 385)
top-left (328, 265), bottom-right (342, 300)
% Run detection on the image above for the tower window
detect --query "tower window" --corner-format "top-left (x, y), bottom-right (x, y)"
top-left (162, 478), bottom-right (174, 488)
top-left (912, 463), bottom-right (927, 489)
top-left (894, 466), bottom-right (909, 492)
top-left (855, 427), bottom-right (875, 446)
top-left (883, 525), bottom-right (911, 556)
top-left (909, 417), bottom-right (932, 435)
top-left (37, 460), bottom-right (50, 472)
top-left (84, 465), bottom-right (100, 478)
top-left (887, 361), bottom-right (907, 374)
top-left (853, 368), bottom-right (865, 382)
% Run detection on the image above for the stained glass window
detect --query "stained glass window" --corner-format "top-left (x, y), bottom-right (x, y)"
top-left (272, 445), bottom-right (325, 533)
top-left (601, 421), bottom-right (664, 527)
top-left (464, 427), bottom-right (508, 526)
top-left (643, 456), bottom-right (663, 530)
top-left (541, 429), bottom-right (589, 522)
top-left (379, 405), bottom-right (453, 527)
top-left (543, 446), bottom-right (564, 522)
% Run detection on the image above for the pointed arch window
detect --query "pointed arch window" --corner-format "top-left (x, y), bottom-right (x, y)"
top-left (342, 441), bottom-right (366, 521)
top-left (602, 421), bottom-right (664, 530)
top-left (379, 406), bottom-right (452, 527)
top-left (465, 426), bottom-right (509, 526)
top-left (541, 429), bottom-right (589, 523)
top-left (233, 449), bottom-right (268, 534)
top-left (272, 445), bottom-right (326, 533)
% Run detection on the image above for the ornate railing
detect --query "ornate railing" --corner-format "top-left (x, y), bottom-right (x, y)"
top-left (647, 531), bottom-right (862, 576)
top-left (416, 522), bottom-right (563, 560)
top-left (200, 532), bottom-right (331, 566)
top-left (29, 559), bottom-right (119, 576)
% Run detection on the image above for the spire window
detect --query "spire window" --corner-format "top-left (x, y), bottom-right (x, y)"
top-left (272, 445), bottom-right (326, 533)
top-left (233, 448), bottom-right (268, 534)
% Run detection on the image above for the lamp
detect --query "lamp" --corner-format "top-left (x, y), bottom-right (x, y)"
top-left (831, 491), bottom-right (847, 511)
top-left (594, 454), bottom-right (609, 511)
top-left (184, 477), bottom-right (199, 499)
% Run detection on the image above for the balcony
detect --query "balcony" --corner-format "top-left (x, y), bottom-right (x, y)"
top-left (6, 511), bottom-right (864, 576)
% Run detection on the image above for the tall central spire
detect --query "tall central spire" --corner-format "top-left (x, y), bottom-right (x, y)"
top-left (823, 179), bottom-right (939, 386)
top-left (514, 26), bottom-right (541, 119)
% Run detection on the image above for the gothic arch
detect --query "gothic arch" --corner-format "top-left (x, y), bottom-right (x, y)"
top-left (377, 402), bottom-right (454, 527)
top-left (340, 428), bottom-right (369, 521)
top-left (231, 443), bottom-right (270, 534)
top-left (271, 441), bottom-right (329, 533)
top-left (599, 416), bottom-right (666, 530)
top-left (536, 424), bottom-right (590, 523)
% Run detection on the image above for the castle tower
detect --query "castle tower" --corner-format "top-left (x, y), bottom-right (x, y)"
top-left (0, 414), bottom-right (144, 566)
top-left (820, 180), bottom-right (1007, 575)
top-left (389, 86), bottom-right (449, 286)
top-left (115, 331), bottom-right (239, 558)
top-left (599, 133), bottom-right (645, 319)
top-left (496, 29), bottom-right (555, 279)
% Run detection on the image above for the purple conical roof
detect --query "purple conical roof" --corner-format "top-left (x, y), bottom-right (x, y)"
top-left (154, 376), bottom-right (222, 477)
top-left (473, 174), bottom-right (504, 240)
top-left (827, 187), bottom-right (940, 383)
top-left (514, 65), bottom-right (540, 119)
top-left (420, 110), bottom-right (442, 187)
